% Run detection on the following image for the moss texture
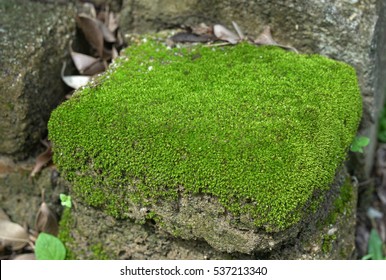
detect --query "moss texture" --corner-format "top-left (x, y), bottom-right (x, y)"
top-left (48, 39), bottom-right (362, 232)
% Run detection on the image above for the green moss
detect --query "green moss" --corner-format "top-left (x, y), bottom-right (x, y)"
top-left (90, 243), bottom-right (110, 260)
top-left (322, 233), bottom-right (337, 253)
top-left (48, 39), bottom-right (362, 232)
top-left (58, 208), bottom-right (76, 260)
top-left (326, 178), bottom-right (353, 226)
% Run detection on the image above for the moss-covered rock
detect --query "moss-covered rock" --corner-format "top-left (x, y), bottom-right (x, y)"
top-left (49, 38), bottom-right (362, 254)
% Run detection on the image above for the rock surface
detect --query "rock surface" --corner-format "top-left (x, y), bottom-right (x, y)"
top-left (0, 0), bottom-right (76, 160)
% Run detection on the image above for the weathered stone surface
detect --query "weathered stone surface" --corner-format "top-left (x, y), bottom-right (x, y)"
top-left (119, 0), bottom-right (386, 179)
top-left (0, 0), bottom-right (76, 159)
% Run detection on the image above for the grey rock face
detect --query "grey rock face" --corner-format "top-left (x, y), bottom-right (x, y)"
top-left (0, 0), bottom-right (76, 159)
top-left (120, 0), bottom-right (386, 179)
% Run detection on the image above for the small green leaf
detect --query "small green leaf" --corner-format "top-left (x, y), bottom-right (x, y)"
top-left (367, 229), bottom-right (385, 260)
top-left (60, 194), bottom-right (72, 208)
top-left (350, 136), bottom-right (370, 153)
top-left (361, 254), bottom-right (372, 260)
top-left (35, 232), bottom-right (66, 260)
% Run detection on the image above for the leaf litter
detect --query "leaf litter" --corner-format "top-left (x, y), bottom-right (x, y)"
top-left (168, 21), bottom-right (298, 53)
top-left (62, 2), bottom-right (123, 91)
top-left (30, 139), bottom-right (52, 178)
top-left (1, 189), bottom-right (61, 259)
top-left (35, 191), bottom-right (59, 237)
top-left (0, 209), bottom-right (29, 252)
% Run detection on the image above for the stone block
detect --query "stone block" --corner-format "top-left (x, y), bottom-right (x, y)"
top-left (0, 0), bottom-right (76, 159)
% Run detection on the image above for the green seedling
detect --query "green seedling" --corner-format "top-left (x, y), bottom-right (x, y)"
top-left (60, 194), bottom-right (72, 208)
top-left (350, 136), bottom-right (370, 153)
top-left (35, 232), bottom-right (66, 260)
top-left (362, 229), bottom-right (386, 260)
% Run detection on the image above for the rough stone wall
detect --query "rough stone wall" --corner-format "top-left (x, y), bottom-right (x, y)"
top-left (120, 0), bottom-right (386, 179)
top-left (0, 0), bottom-right (75, 160)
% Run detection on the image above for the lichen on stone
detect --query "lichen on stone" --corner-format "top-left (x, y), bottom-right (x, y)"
top-left (48, 38), bottom-right (362, 233)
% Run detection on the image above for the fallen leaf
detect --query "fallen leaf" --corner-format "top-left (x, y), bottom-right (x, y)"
top-left (232, 21), bottom-right (245, 40)
top-left (254, 26), bottom-right (298, 53)
top-left (76, 14), bottom-right (104, 57)
top-left (35, 202), bottom-right (58, 236)
top-left (98, 19), bottom-right (116, 43)
top-left (254, 26), bottom-right (279, 45)
top-left (111, 46), bottom-right (119, 60)
top-left (213, 24), bottom-right (240, 44)
top-left (169, 32), bottom-right (213, 44)
top-left (96, 6), bottom-right (108, 23)
top-left (79, 2), bottom-right (97, 19)
top-left (70, 48), bottom-right (100, 74)
top-left (70, 48), bottom-right (105, 76)
top-left (0, 219), bottom-right (29, 251)
top-left (107, 11), bottom-right (119, 33)
top-left (61, 62), bottom-right (91, 89)
top-left (83, 60), bottom-right (106, 76)
top-left (30, 144), bottom-right (52, 178)
top-left (191, 23), bottom-right (213, 36)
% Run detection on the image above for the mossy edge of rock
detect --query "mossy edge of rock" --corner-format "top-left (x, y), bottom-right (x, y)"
top-left (57, 171), bottom-right (357, 259)
top-left (48, 38), bottom-right (362, 237)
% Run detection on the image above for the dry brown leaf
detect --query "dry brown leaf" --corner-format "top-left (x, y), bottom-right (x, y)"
top-left (70, 49), bottom-right (100, 74)
top-left (107, 11), bottom-right (119, 33)
top-left (213, 24), bottom-right (240, 44)
top-left (116, 31), bottom-right (124, 48)
top-left (69, 46), bottom-right (106, 76)
top-left (111, 46), bottom-right (119, 60)
top-left (61, 62), bottom-right (91, 89)
top-left (232, 21), bottom-right (245, 40)
top-left (169, 32), bottom-right (213, 44)
top-left (254, 26), bottom-right (278, 45)
top-left (191, 23), bottom-right (213, 36)
top-left (0, 219), bottom-right (29, 251)
top-left (12, 253), bottom-right (36, 260)
top-left (30, 143), bottom-right (52, 178)
top-left (80, 2), bottom-right (97, 19)
top-left (97, 8), bottom-right (107, 23)
top-left (98, 19), bottom-right (116, 43)
top-left (76, 14), bottom-right (104, 57)
top-left (83, 60), bottom-right (106, 76)
top-left (35, 202), bottom-right (58, 236)
top-left (254, 26), bottom-right (298, 53)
